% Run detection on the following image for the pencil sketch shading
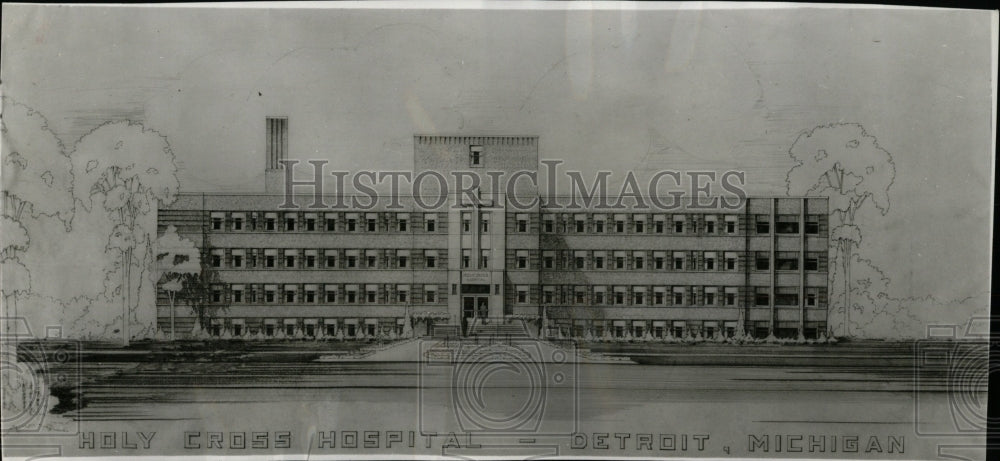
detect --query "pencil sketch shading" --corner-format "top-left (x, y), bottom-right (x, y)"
top-left (0, 4), bottom-right (994, 461)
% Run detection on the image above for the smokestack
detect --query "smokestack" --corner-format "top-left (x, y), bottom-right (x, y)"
top-left (265, 116), bottom-right (288, 194)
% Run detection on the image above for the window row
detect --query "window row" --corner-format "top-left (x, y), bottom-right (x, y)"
top-left (528, 213), bottom-right (826, 235)
top-left (208, 248), bottom-right (448, 269)
top-left (198, 317), bottom-right (405, 338)
top-left (209, 211), bottom-right (445, 233)
top-left (185, 283), bottom-right (448, 305)
top-left (511, 285), bottom-right (828, 307)
top-left (524, 250), bottom-right (827, 272)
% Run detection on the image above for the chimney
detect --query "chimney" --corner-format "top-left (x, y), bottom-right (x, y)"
top-left (264, 116), bottom-right (288, 194)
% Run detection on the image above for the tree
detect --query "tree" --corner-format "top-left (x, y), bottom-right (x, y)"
top-left (786, 123), bottom-right (895, 337)
top-left (154, 225), bottom-right (201, 340)
top-left (1, 97), bottom-right (74, 225)
top-left (71, 122), bottom-right (179, 346)
top-left (1, 216), bottom-right (31, 337)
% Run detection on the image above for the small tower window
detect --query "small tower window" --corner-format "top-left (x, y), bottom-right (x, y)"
top-left (469, 145), bottom-right (483, 167)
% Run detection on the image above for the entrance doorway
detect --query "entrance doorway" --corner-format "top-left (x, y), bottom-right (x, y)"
top-left (463, 296), bottom-right (489, 318)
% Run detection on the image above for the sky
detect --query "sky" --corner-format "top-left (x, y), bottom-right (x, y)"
top-left (1, 4), bottom-right (995, 301)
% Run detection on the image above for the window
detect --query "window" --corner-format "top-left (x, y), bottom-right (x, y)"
top-left (594, 252), bottom-right (606, 269)
top-left (264, 249), bottom-right (277, 268)
top-left (284, 285), bottom-right (297, 303)
top-left (516, 250), bottom-right (528, 269)
top-left (673, 252), bottom-right (686, 270)
top-left (634, 215), bottom-right (646, 233)
top-left (469, 145), bottom-right (483, 167)
top-left (516, 286), bottom-right (528, 304)
top-left (304, 213), bottom-right (317, 231)
top-left (211, 285), bottom-right (223, 303)
top-left (633, 288), bottom-right (645, 305)
top-left (325, 250), bottom-right (337, 268)
top-left (425, 250), bottom-right (438, 268)
top-left (704, 252), bottom-right (716, 270)
top-left (284, 250), bottom-right (297, 268)
top-left (543, 214), bottom-right (555, 233)
top-left (211, 212), bottom-right (224, 230)
top-left (264, 213), bottom-right (277, 231)
top-left (755, 252), bottom-right (770, 271)
top-left (704, 287), bottom-right (717, 306)
top-left (673, 288), bottom-right (685, 305)
top-left (346, 250), bottom-right (358, 268)
top-left (755, 216), bottom-right (770, 234)
top-left (397, 250), bottom-right (410, 268)
top-left (481, 213), bottom-right (490, 233)
top-left (425, 214), bottom-right (437, 232)
top-left (285, 213), bottom-right (297, 231)
top-left (366, 285), bottom-right (378, 303)
top-left (613, 287), bottom-right (626, 305)
top-left (705, 216), bottom-right (716, 234)
top-left (725, 287), bottom-right (738, 306)
top-left (594, 218), bottom-right (605, 233)
top-left (397, 285), bottom-right (409, 303)
top-left (575, 255), bottom-right (585, 269)
top-left (776, 252), bottom-right (799, 270)
top-left (806, 289), bottom-right (818, 306)
top-left (304, 250), bottom-right (317, 268)
top-left (805, 254), bottom-right (820, 271)
top-left (633, 251), bottom-right (645, 269)
top-left (776, 215), bottom-right (799, 234)
top-left (366, 214), bottom-right (377, 232)
top-left (516, 214), bottom-right (528, 233)
top-left (463, 249), bottom-right (471, 269)
top-left (754, 288), bottom-right (770, 306)
top-left (462, 212), bottom-right (471, 233)
top-left (480, 250), bottom-right (489, 269)
top-left (211, 249), bottom-right (223, 268)
top-left (346, 286), bottom-right (358, 303)
top-left (673, 215), bottom-right (685, 233)
top-left (347, 213), bottom-right (358, 232)
top-left (654, 288), bottom-right (665, 305)
top-left (594, 288), bottom-right (606, 305)
top-left (425, 287), bottom-right (437, 303)
top-left (805, 216), bottom-right (820, 234)
top-left (725, 252), bottom-right (738, 271)
top-left (575, 215), bottom-right (586, 233)
top-left (264, 285), bottom-right (277, 303)
top-left (398, 213), bottom-right (409, 232)
top-left (543, 251), bottom-right (555, 269)
top-left (304, 285), bottom-right (317, 303)
top-left (232, 213), bottom-right (245, 231)
top-left (614, 251), bottom-right (625, 270)
top-left (575, 288), bottom-right (585, 304)
top-left (325, 213), bottom-right (337, 231)
top-left (654, 216), bottom-right (665, 233)
top-left (232, 285), bottom-right (244, 303)
top-left (654, 251), bottom-right (665, 270)
top-left (543, 287), bottom-right (554, 304)
top-left (614, 216), bottom-right (625, 233)
top-left (366, 250), bottom-right (378, 268)
top-left (725, 215), bottom-right (737, 234)
top-left (325, 285), bottom-right (337, 303)
top-left (775, 288), bottom-right (798, 306)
